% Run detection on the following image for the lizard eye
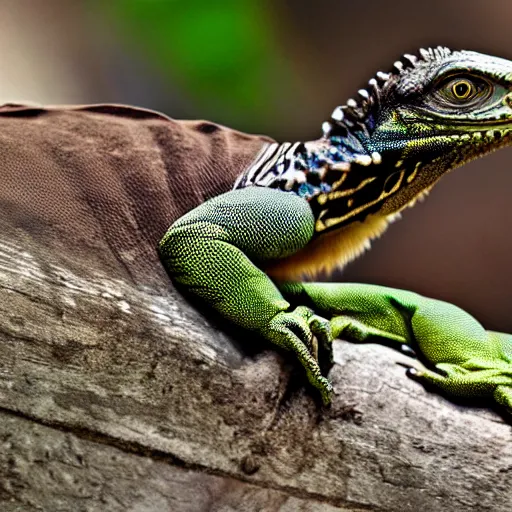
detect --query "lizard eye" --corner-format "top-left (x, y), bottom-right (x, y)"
top-left (433, 75), bottom-right (491, 107)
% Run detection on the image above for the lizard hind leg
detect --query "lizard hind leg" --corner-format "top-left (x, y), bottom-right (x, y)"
top-left (408, 362), bottom-right (512, 401)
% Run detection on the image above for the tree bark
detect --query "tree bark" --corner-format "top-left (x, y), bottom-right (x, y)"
top-left (0, 217), bottom-right (511, 512)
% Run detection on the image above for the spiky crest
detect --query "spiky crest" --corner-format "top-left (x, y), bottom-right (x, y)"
top-left (323, 46), bottom-right (453, 139)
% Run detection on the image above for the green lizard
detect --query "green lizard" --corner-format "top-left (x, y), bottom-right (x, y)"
top-left (159, 47), bottom-right (512, 412)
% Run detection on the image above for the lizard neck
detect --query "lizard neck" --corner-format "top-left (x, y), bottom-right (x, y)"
top-left (233, 127), bottom-right (376, 199)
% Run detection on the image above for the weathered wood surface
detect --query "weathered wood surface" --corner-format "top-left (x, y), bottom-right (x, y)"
top-left (0, 217), bottom-right (511, 512)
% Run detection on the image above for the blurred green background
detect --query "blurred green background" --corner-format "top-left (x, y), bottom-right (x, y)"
top-left (2, 0), bottom-right (512, 330)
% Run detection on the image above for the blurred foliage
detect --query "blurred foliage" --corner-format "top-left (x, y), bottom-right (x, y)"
top-left (97, 0), bottom-right (295, 127)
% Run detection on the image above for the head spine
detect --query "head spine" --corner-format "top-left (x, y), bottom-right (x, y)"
top-left (322, 46), bottom-right (453, 139)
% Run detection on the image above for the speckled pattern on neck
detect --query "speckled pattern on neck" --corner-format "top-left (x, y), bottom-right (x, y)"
top-left (233, 133), bottom-right (377, 198)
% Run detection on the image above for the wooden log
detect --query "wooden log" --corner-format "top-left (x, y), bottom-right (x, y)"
top-left (0, 217), bottom-right (510, 512)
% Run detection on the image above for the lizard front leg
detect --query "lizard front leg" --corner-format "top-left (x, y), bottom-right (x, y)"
top-left (159, 187), bottom-right (334, 404)
top-left (279, 282), bottom-right (512, 413)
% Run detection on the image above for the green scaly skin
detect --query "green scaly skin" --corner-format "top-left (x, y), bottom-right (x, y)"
top-left (159, 47), bottom-right (512, 412)
top-left (281, 282), bottom-right (512, 410)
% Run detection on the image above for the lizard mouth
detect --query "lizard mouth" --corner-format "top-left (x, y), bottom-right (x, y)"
top-left (396, 101), bottom-right (512, 136)
top-left (385, 124), bottom-right (512, 145)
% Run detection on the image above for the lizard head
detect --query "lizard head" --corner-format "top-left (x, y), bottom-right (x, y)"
top-left (314, 47), bottom-right (512, 233)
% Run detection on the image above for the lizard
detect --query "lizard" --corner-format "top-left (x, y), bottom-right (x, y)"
top-left (158, 46), bottom-right (512, 412)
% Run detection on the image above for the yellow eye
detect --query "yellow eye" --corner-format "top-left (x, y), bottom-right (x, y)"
top-left (451, 79), bottom-right (474, 100)
top-left (432, 75), bottom-right (492, 109)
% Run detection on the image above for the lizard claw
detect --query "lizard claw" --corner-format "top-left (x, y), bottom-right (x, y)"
top-left (406, 366), bottom-right (419, 378)
top-left (405, 362), bottom-right (446, 382)
top-left (267, 306), bottom-right (334, 405)
top-left (400, 344), bottom-right (417, 357)
top-left (310, 314), bottom-right (334, 364)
